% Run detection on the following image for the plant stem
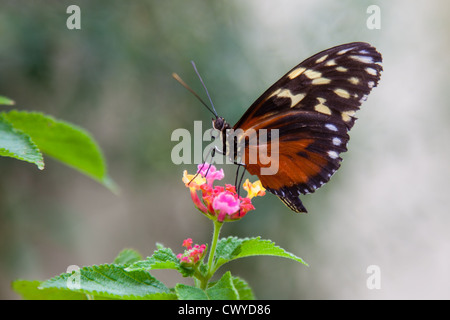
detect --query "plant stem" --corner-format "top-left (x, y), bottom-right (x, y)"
top-left (208, 220), bottom-right (222, 271)
top-left (200, 220), bottom-right (223, 290)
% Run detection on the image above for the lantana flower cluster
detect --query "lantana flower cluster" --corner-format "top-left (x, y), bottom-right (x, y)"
top-left (182, 163), bottom-right (266, 223)
top-left (176, 238), bottom-right (207, 266)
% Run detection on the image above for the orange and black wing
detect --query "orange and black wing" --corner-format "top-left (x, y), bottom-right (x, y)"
top-left (233, 42), bottom-right (382, 213)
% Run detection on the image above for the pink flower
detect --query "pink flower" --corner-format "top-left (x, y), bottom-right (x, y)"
top-left (197, 163), bottom-right (224, 186)
top-left (213, 191), bottom-right (241, 222)
top-left (182, 163), bottom-right (266, 223)
top-left (182, 238), bottom-right (193, 250)
top-left (176, 239), bottom-right (207, 266)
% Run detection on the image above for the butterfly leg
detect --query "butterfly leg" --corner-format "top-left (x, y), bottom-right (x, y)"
top-left (231, 161), bottom-right (246, 198)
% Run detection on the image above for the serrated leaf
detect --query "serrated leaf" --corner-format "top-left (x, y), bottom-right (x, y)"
top-left (113, 249), bottom-right (143, 266)
top-left (12, 280), bottom-right (87, 300)
top-left (127, 258), bottom-right (180, 272)
top-left (1, 110), bottom-right (116, 191)
top-left (126, 247), bottom-right (179, 271)
top-left (175, 272), bottom-right (239, 300)
top-left (125, 246), bottom-right (195, 277)
top-left (213, 236), bottom-right (308, 272)
top-left (206, 271), bottom-right (238, 300)
top-left (232, 276), bottom-right (254, 300)
top-left (40, 264), bottom-right (175, 300)
top-left (0, 115), bottom-right (44, 169)
top-left (175, 284), bottom-right (208, 300)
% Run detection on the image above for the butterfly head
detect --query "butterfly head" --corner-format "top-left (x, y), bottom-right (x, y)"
top-left (212, 117), bottom-right (230, 132)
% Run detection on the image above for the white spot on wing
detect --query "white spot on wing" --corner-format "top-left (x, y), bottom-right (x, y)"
top-left (315, 54), bottom-right (328, 64)
top-left (341, 110), bottom-right (356, 122)
top-left (336, 66), bottom-right (348, 72)
top-left (270, 88), bottom-right (306, 108)
top-left (314, 97), bottom-right (331, 115)
top-left (366, 67), bottom-right (377, 76)
top-left (348, 77), bottom-right (360, 85)
top-left (314, 103), bottom-right (331, 115)
top-left (304, 69), bottom-right (322, 79)
top-left (350, 55), bottom-right (374, 64)
top-left (325, 123), bottom-right (338, 131)
top-left (332, 137), bottom-right (342, 146)
top-left (334, 88), bottom-right (350, 99)
top-left (287, 67), bottom-right (306, 79)
top-left (337, 47), bottom-right (356, 55)
top-left (328, 150), bottom-right (339, 159)
top-left (312, 77), bottom-right (331, 85)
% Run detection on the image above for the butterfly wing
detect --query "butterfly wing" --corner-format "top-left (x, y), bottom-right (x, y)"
top-left (232, 42), bottom-right (382, 213)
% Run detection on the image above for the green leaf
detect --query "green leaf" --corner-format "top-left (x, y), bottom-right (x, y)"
top-left (175, 284), bottom-right (208, 300)
top-left (175, 272), bottom-right (239, 300)
top-left (231, 276), bottom-right (254, 300)
top-left (213, 236), bottom-right (308, 272)
top-left (1, 110), bottom-right (116, 191)
top-left (206, 271), bottom-right (238, 300)
top-left (0, 115), bottom-right (44, 169)
top-left (113, 249), bottom-right (143, 266)
top-left (40, 264), bottom-right (176, 300)
top-left (125, 245), bottom-right (195, 277)
top-left (0, 95), bottom-right (15, 105)
top-left (126, 246), bottom-right (179, 271)
top-left (12, 280), bottom-right (87, 300)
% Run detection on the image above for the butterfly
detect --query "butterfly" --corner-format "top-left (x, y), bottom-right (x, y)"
top-left (176, 42), bottom-right (382, 213)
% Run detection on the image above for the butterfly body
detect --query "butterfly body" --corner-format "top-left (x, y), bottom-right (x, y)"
top-left (213, 42), bottom-right (382, 213)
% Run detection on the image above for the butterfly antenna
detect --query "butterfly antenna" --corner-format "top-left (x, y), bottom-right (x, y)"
top-left (172, 72), bottom-right (217, 118)
top-left (190, 61), bottom-right (219, 118)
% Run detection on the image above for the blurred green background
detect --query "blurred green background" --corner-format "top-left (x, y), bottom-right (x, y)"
top-left (1, 0), bottom-right (450, 299)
